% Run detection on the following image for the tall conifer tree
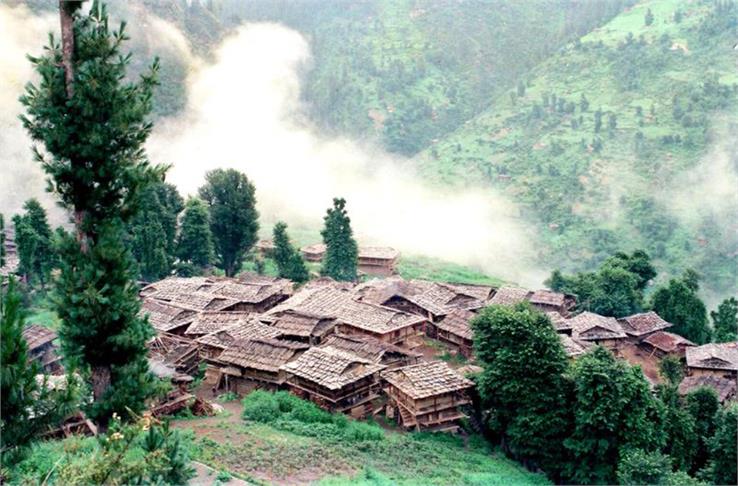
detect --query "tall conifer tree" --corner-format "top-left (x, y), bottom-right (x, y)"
top-left (176, 197), bottom-right (214, 269)
top-left (320, 198), bottom-right (358, 281)
top-left (272, 221), bottom-right (309, 284)
top-left (12, 199), bottom-right (54, 287)
top-left (20, 1), bottom-right (161, 425)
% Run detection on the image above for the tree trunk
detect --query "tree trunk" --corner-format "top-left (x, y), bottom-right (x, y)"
top-left (60, 1), bottom-right (88, 253)
top-left (91, 365), bottom-right (112, 402)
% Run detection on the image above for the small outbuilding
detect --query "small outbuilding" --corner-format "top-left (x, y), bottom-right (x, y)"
top-left (568, 311), bottom-right (627, 350)
top-left (640, 331), bottom-right (695, 358)
top-left (686, 342), bottom-right (738, 379)
top-left (23, 324), bottom-right (62, 374)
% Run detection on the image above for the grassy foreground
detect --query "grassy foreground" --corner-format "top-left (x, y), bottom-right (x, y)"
top-left (187, 392), bottom-right (548, 485)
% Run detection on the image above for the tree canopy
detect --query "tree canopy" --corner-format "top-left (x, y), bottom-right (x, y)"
top-left (651, 270), bottom-right (710, 344)
top-left (711, 297), bottom-right (737, 343)
top-left (176, 197), bottom-right (214, 270)
top-left (12, 199), bottom-right (54, 286)
top-left (198, 169), bottom-right (259, 277)
top-left (272, 222), bottom-right (309, 284)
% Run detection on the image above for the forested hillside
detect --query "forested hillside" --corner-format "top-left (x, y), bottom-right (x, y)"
top-left (418, 0), bottom-right (738, 297)
top-left (216, 0), bottom-right (634, 155)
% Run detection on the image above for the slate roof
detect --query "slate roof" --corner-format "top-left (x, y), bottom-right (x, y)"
top-left (560, 334), bottom-right (591, 358)
top-left (529, 289), bottom-right (566, 307)
top-left (196, 319), bottom-right (283, 350)
top-left (642, 331), bottom-right (695, 353)
top-left (140, 299), bottom-right (197, 332)
top-left (678, 375), bottom-right (736, 403)
top-left (185, 311), bottom-right (253, 336)
top-left (546, 312), bottom-right (573, 332)
top-left (218, 338), bottom-right (308, 373)
top-left (146, 290), bottom-right (238, 312)
top-left (140, 277), bottom-right (214, 297)
top-left (489, 286), bottom-right (532, 306)
top-left (264, 311), bottom-right (336, 338)
top-left (208, 278), bottom-right (290, 304)
top-left (569, 312), bottom-right (627, 341)
top-left (320, 333), bottom-right (420, 364)
top-left (435, 308), bottom-right (475, 340)
top-left (619, 311), bottom-right (673, 337)
top-left (381, 361), bottom-right (473, 400)
top-left (358, 247), bottom-right (400, 261)
top-left (281, 346), bottom-right (386, 391)
top-left (23, 324), bottom-right (57, 350)
top-left (686, 342), bottom-right (738, 371)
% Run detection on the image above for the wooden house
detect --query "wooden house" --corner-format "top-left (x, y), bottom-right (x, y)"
top-left (678, 375), bottom-right (736, 403)
top-left (255, 239), bottom-right (275, 258)
top-left (686, 343), bottom-right (738, 379)
top-left (147, 332), bottom-right (201, 376)
top-left (568, 311), bottom-right (627, 350)
top-left (356, 278), bottom-right (492, 322)
top-left (282, 346), bottom-right (386, 418)
top-left (145, 289), bottom-right (240, 312)
top-left (301, 243), bottom-right (326, 262)
top-left (140, 299), bottom-right (197, 335)
top-left (382, 361), bottom-right (474, 433)
top-left (209, 276), bottom-right (292, 313)
top-left (22, 324), bottom-right (62, 374)
top-left (261, 310), bottom-right (336, 345)
top-left (319, 333), bottom-right (421, 369)
top-left (216, 338), bottom-right (309, 394)
top-left (357, 247), bottom-right (400, 276)
top-left (618, 311), bottom-right (673, 342)
top-left (196, 317), bottom-right (284, 361)
top-left (528, 289), bottom-right (575, 316)
top-left (640, 331), bottom-right (695, 358)
top-left (429, 308), bottom-right (475, 358)
top-left (488, 286), bottom-right (532, 306)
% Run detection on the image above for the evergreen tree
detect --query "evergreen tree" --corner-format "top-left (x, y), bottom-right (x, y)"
top-left (198, 169), bottom-right (259, 277)
top-left (645, 8), bottom-right (654, 26)
top-left (708, 404), bottom-right (737, 485)
top-left (711, 297), bottom-right (738, 342)
top-left (20, 1), bottom-right (161, 425)
top-left (320, 198), bottom-right (358, 281)
top-left (564, 347), bottom-right (665, 484)
top-left (1, 278), bottom-right (76, 463)
top-left (176, 197), bottom-right (214, 269)
top-left (516, 80), bottom-right (526, 97)
top-left (659, 354), bottom-right (683, 386)
top-left (616, 448), bottom-right (672, 485)
top-left (594, 108), bottom-right (603, 133)
top-left (685, 387), bottom-right (719, 475)
top-left (272, 221), bottom-right (309, 284)
top-left (473, 303), bottom-right (571, 479)
top-left (651, 270), bottom-right (711, 344)
top-left (12, 199), bottom-right (54, 286)
top-left (0, 213), bottom-right (5, 267)
top-left (579, 93), bottom-right (589, 112)
top-left (129, 182), bottom-right (183, 281)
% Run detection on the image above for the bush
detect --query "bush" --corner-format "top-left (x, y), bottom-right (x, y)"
top-left (241, 390), bottom-right (281, 423)
top-left (344, 421), bottom-right (384, 442)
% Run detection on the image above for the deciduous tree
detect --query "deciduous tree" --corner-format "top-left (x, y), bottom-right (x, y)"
top-left (320, 198), bottom-right (358, 281)
top-left (708, 404), bottom-right (737, 485)
top-left (685, 387), bottom-right (719, 475)
top-left (198, 169), bottom-right (259, 277)
top-left (711, 297), bottom-right (737, 342)
top-left (651, 270), bottom-right (711, 344)
top-left (472, 303), bottom-right (571, 479)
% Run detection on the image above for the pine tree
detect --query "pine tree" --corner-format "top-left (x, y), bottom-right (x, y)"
top-left (594, 108), bottom-right (603, 133)
top-left (645, 8), bottom-right (654, 26)
top-left (129, 183), bottom-right (182, 281)
top-left (198, 169), bottom-right (259, 277)
top-left (472, 303), bottom-right (571, 479)
top-left (320, 198), bottom-right (358, 281)
top-left (12, 199), bottom-right (54, 286)
top-left (1, 278), bottom-right (76, 463)
top-left (0, 213), bottom-right (5, 268)
top-left (711, 297), bottom-right (738, 342)
top-left (20, 1), bottom-right (161, 425)
top-left (564, 347), bottom-right (665, 484)
top-left (651, 270), bottom-right (711, 344)
top-left (176, 197), bottom-right (214, 269)
top-left (272, 221), bottom-right (309, 284)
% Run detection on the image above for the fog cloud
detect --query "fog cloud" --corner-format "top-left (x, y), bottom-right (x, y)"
top-left (148, 24), bottom-right (544, 285)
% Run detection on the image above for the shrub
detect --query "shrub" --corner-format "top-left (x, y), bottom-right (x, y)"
top-left (241, 390), bottom-right (281, 423)
top-left (344, 421), bottom-right (384, 442)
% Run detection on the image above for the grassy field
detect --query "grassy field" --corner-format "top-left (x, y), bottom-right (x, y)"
top-left (175, 394), bottom-right (548, 486)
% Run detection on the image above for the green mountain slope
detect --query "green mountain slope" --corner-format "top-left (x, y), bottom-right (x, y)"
top-left (419, 0), bottom-right (738, 296)
top-left (218, 0), bottom-right (634, 155)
